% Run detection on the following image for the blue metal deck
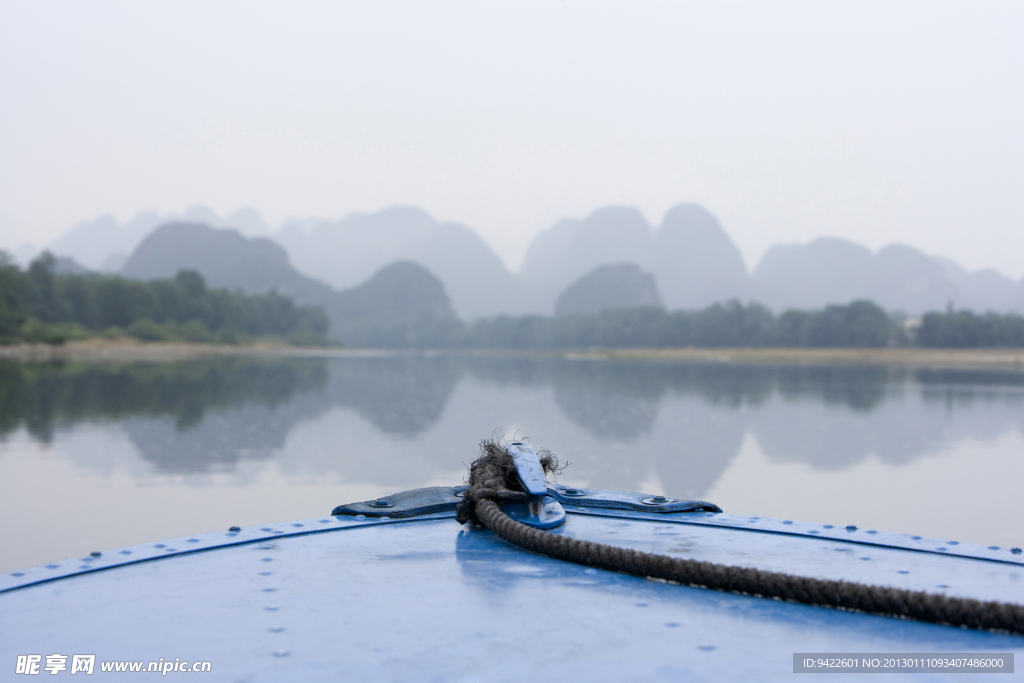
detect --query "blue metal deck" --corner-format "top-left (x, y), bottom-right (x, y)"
top-left (2, 488), bottom-right (1022, 681)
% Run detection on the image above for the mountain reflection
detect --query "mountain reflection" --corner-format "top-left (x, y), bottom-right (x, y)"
top-left (0, 358), bottom-right (1021, 492)
top-left (328, 356), bottom-right (460, 437)
top-left (0, 358), bottom-right (331, 472)
top-left (552, 363), bottom-right (663, 440)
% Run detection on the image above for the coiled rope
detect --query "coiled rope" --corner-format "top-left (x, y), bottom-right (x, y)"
top-left (455, 439), bottom-right (1024, 634)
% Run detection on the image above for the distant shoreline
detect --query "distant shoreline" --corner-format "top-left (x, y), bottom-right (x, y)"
top-left (1, 339), bottom-right (1022, 371)
top-left (590, 347), bottom-right (1024, 370)
top-left (0, 339), bottom-right (354, 363)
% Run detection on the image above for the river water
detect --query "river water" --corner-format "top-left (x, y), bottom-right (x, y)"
top-left (1, 354), bottom-right (1022, 572)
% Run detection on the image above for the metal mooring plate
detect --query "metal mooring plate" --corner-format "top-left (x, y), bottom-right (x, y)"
top-left (331, 485), bottom-right (721, 518)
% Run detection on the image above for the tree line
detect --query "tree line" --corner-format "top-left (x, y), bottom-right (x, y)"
top-left (347, 300), bottom-right (1024, 350)
top-left (916, 309), bottom-right (1024, 348)
top-left (357, 300), bottom-right (902, 349)
top-left (0, 252), bottom-right (330, 345)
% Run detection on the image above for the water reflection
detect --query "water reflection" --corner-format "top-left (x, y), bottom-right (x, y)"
top-left (0, 359), bottom-right (330, 472)
top-left (552, 363), bottom-right (663, 440)
top-left (1, 357), bottom-right (1022, 488)
top-left (3, 355), bottom-right (1024, 570)
top-left (0, 358), bottom-right (327, 440)
top-left (328, 357), bottom-right (460, 437)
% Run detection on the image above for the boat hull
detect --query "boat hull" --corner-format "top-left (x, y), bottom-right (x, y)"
top-left (2, 495), bottom-right (1022, 680)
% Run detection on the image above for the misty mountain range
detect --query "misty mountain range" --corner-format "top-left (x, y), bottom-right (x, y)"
top-left (120, 222), bottom-right (336, 310)
top-left (48, 206), bottom-right (274, 274)
top-left (32, 204), bottom-right (1024, 328)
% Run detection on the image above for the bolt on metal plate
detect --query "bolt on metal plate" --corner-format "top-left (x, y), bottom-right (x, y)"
top-left (641, 496), bottom-right (677, 505)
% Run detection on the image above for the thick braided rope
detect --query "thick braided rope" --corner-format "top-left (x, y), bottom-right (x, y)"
top-left (457, 440), bottom-right (1024, 634)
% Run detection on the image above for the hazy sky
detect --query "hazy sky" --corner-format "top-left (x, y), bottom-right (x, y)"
top-left (1, 0), bottom-right (1021, 276)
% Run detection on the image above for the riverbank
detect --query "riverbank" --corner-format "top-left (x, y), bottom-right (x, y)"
top-left (2, 339), bottom-right (1022, 370)
top-left (589, 347), bottom-right (1024, 370)
top-left (0, 338), bottom-right (314, 362)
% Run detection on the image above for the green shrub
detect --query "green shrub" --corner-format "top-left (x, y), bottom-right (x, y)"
top-left (18, 319), bottom-right (89, 344)
top-left (215, 327), bottom-right (240, 345)
top-left (181, 319), bottom-right (213, 343)
top-left (127, 318), bottom-right (168, 341)
top-left (0, 252), bottom-right (25, 338)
